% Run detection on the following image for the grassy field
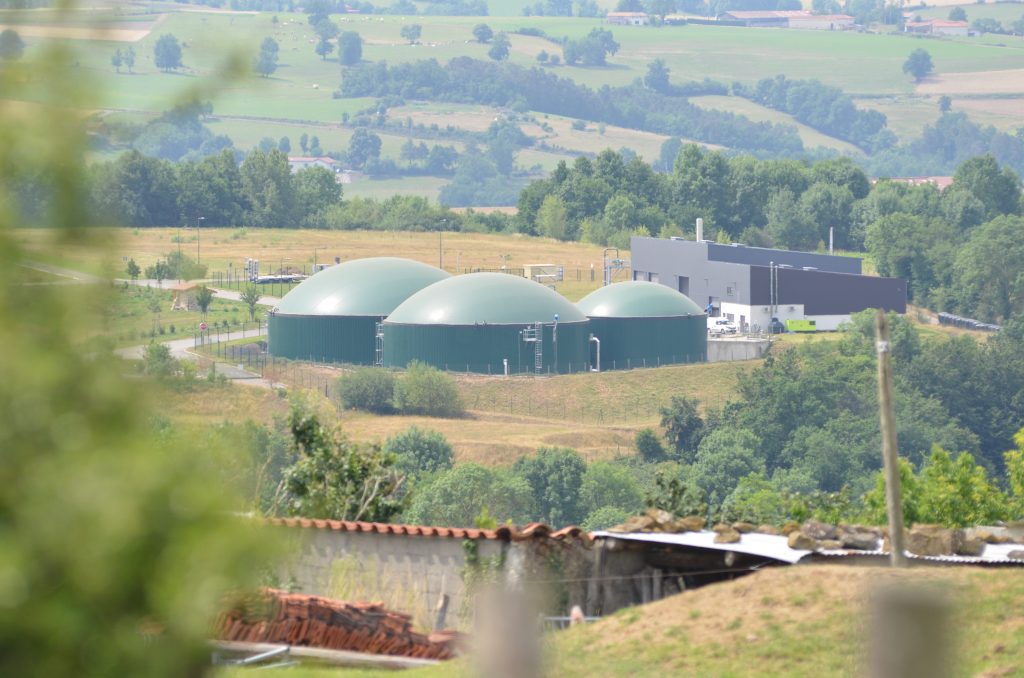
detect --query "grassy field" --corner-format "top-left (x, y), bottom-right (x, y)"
top-left (916, 1), bottom-right (1024, 22)
top-left (5, 3), bottom-right (1024, 197)
top-left (689, 95), bottom-right (863, 154)
top-left (14, 227), bottom-right (616, 285)
top-left (188, 337), bottom-right (756, 465)
top-left (100, 283), bottom-right (249, 348)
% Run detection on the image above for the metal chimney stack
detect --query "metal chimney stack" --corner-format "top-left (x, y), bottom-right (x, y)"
top-left (696, 218), bottom-right (704, 242)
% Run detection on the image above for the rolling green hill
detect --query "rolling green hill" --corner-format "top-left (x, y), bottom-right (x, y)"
top-left (5, 3), bottom-right (1024, 201)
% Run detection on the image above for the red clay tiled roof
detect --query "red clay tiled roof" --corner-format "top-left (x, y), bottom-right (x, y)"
top-left (266, 517), bottom-right (586, 542)
top-left (218, 589), bottom-right (458, 660)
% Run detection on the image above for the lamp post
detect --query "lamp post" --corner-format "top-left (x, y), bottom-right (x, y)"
top-left (196, 216), bottom-right (205, 266)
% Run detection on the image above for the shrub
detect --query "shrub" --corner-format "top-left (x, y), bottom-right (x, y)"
top-left (635, 428), bottom-right (667, 462)
top-left (393, 361), bottom-right (463, 418)
top-left (336, 367), bottom-right (396, 414)
top-left (581, 506), bottom-right (630, 532)
top-left (384, 426), bottom-right (454, 476)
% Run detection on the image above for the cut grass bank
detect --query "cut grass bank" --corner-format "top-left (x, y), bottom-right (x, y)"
top-left (215, 564), bottom-right (1024, 677)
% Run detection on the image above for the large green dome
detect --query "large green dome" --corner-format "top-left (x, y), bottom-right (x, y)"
top-left (577, 281), bottom-right (703, 318)
top-left (276, 257), bottom-right (450, 316)
top-left (386, 272), bottom-right (587, 325)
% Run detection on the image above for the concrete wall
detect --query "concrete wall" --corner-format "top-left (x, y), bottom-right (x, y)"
top-left (276, 526), bottom-right (506, 630)
top-left (707, 337), bottom-right (771, 362)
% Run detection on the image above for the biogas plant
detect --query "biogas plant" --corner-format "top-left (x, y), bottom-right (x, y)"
top-left (267, 257), bottom-right (708, 375)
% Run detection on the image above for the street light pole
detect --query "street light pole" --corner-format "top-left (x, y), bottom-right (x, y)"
top-left (196, 216), bottom-right (205, 266)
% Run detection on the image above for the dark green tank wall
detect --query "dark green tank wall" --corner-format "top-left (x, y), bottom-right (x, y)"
top-left (382, 321), bottom-right (591, 375)
top-left (268, 313), bottom-right (379, 364)
top-left (587, 316), bottom-right (706, 370)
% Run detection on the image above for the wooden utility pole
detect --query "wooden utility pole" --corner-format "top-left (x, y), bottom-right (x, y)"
top-left (875, 310), bottom-right (907, 567)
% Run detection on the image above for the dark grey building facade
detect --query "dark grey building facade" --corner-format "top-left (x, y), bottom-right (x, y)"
top-left (631, 236), bottom-right (906, 331)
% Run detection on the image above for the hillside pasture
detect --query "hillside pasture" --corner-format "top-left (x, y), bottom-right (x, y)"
top-left (0, 21), bottom-right (155, 41)
top-left (950, 96), bottom-right (1024, 131)
top-left (689, 95), bottom-right (864, 154)
top-left (917, 68), bottom-right (1024, 95)
top-left (915, 2), bottom-right (1024, 22)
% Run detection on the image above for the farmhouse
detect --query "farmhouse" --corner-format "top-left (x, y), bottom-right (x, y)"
top-left (877, 175), bottom-right (955, 191)
top-left (719, 9), bottom-right (810, 27)
top-left (287, 156), bottom-right (341, 173)
top-left (631, 232), bottom-right (906, 332)
top-left (787, 13), bottom-right (854, 30)
top-left (904, 19), bottom-right (969, 36)
top-left (606, 11), bottom-right (650, 25)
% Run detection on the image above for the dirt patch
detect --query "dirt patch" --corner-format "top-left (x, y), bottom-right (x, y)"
top-left (917, 69), bottom-right (1024, 96)
top-left (0, 21), bottom-right (156, 42)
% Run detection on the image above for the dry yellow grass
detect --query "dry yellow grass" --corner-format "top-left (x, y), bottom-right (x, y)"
top-left (917, 68), bottom-right (1024, 96)
top-left (15, 228), bottom-right (619, 287)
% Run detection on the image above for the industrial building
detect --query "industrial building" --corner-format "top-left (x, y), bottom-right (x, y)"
top-left (381, 273), bottom-right (591, 375)
top-left (577, 281), bottom-right (707, 370)
top-left (268, 257), bottom-right (450, 364)
top-left (631, 235), bottom-right (906, 332)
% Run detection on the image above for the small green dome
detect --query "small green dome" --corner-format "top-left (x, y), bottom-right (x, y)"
top-left (577, 281), bottom-right (704, 318)
top-left (386, 272), bottom-right (587, 325)
top-left (276, 257), bottom-right (450, 316)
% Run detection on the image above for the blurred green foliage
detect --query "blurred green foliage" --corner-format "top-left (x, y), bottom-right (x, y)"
top-left (0, 10), bottom-right (271, 676)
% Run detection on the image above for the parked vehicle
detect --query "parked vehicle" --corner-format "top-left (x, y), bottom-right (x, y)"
top-left (785, 319), bottom-right (817, 333)
top-left (708, 318), bottom-right (738, 335)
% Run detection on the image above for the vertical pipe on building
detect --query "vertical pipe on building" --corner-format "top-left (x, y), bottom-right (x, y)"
top-left (696, 217), bottom-right (704, 243)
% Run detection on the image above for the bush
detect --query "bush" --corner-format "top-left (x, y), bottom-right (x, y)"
top-left (336, 368), bottom-right (396, 414)
top-left (384, 426), bottom-right (454, 476)
top-left (581, 506), bottom-right (630, 532)
top-left (403, 463), bottom-right (535, 527)
top-left (635, 428), bottom-right (667, 462)
top-left (393, 361), bottom-right (464, 418)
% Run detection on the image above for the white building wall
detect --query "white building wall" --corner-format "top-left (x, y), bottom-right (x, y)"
top-left (720, 302), bottom-right (850, 331)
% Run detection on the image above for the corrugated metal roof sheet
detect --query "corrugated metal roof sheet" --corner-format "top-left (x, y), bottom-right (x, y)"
top-left (593, 531), bottom-right (1024, 566)
top-left (592, 530), bottom-right (810, 564)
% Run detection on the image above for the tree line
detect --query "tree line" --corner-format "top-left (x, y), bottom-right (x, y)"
top-left (339, 57), bottom-right (805, 156)
top-left (177, 311), bottom-right (1024, 531)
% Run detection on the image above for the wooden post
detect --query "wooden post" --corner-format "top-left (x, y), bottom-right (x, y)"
top-left (875, 310), bottom-right (906, 567)
top-left (870, 584), bottom-right (951, 678)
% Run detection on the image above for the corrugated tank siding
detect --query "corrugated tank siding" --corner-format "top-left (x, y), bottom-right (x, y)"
top-left (587, 316), bottom-right (706, 370)
top-left (382, 321), bottom-right (591, 375)
top-left (268, 313), bottom-right (379, 364)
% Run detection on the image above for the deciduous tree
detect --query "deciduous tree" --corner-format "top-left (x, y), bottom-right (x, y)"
top-left (903, 48), bottom-right (933, 82)
top-left (338, 31), bottom-right (362, 65)
top-left (154, 34), bottom-right (183, 72)
top-left (0, 28), bottom-right (25, 62)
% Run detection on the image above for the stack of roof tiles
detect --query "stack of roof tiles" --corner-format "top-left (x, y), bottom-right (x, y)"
top-left (217, 589), bottom-right (455, 660)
